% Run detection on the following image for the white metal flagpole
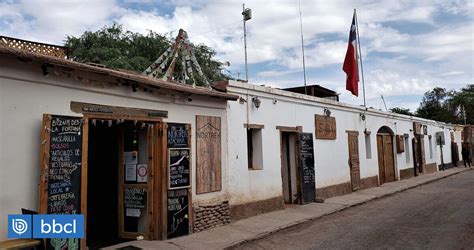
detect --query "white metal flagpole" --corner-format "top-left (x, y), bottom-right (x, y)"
top-left (299, 0), bottom-right (308, 95)
top-left (354, 9), bottom-right (366, 109)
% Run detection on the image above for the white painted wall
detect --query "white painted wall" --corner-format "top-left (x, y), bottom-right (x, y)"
top-left (226, 81), bottom-right (461, 206)
top-left (0, 57), bottom-right (229, 239)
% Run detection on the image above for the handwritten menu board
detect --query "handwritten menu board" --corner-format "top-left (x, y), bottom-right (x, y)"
top-left (48, 115), bottom-right (83, 214)
top-left (167, 189), bottom-right (189, 239)
top-left (167, 123), bottom-right (189, 148)
top-left (169, 149), bottom-right (191, 189)
top-left (124, 188), bottom-right (147, 211)
top-left (298, 132), bottom-right (316, 204)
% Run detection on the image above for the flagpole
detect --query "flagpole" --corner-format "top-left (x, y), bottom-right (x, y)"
top-left (299, 0), bottom-right (308, 95)
top-left (354, 9), bottom-right (366, 109)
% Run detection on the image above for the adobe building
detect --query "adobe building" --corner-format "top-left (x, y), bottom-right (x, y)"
top-left (0, 39), bottom-right (237, 249)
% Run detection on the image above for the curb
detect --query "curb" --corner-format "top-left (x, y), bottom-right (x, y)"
top-left (224, 168), bottom-right (472, 249)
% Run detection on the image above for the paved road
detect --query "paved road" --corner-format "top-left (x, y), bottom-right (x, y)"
top-left (233, 170), bottom-right (474, 249)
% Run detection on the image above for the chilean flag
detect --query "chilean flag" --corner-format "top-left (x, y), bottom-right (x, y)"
top-left (343, 13), bottom-right (359, 96)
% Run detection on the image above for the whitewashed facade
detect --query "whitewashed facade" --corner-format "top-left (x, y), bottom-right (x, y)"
top-left (225, 80), bottom-right (463, 211)
top-left (0, 46), bottom-right (465, 243)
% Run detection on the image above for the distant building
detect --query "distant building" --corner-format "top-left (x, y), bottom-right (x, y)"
top-left (283, 84), bottom-right (339, 101)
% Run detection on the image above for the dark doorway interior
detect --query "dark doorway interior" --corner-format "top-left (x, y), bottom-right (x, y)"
top-left (87, 121), bottom-right (122, 249)
top-left (280, 132), bottom-right (298, 204)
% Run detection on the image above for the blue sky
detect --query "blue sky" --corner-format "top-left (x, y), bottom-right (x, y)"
top-left (0, 0), bottom-right (472, 111)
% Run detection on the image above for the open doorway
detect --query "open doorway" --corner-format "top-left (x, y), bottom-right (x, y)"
top-left (87, 121), bottom-right (120, 249)
top-left (86, 120), bottom-right (155, 249)
top-left (280, 132), bottom-right (298, 204)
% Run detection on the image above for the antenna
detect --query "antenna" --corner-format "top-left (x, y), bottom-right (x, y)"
top-left (242, 4), bottom-right (252, 82)
top-left (381, 95), bottom-right (388, 111)
top-left (298, 0), bottom-right (307, 95)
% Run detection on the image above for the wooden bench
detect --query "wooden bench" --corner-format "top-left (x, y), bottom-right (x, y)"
top-left (0, 239), bottom-right (41, 249)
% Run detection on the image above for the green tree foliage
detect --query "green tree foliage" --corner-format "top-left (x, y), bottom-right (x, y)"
top-left (65, 24), bottom-right (229, 85)
top-left (390, 107), bottom-right (413, 116)
top-left (415, 85), bottom-right (473, 124)
top-left (449, 84), bottom-right (474, 124)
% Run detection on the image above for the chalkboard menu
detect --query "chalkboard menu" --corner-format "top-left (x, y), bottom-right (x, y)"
top-left (167, 123), bottom-right (189, 148)
top-left (298, 132), bottom-right (316, 204)
top-left (169, 149), bottom-right (191, 189)
top-left (124, 188), bottom-right (147, 210)
top-left (167, 189), bottom-right (189, 239)
top-left (48, 115), bottom-right (83, 214)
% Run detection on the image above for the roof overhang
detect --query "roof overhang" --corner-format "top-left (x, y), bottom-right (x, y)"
top-left (0, 46), bottom-right (239, 101)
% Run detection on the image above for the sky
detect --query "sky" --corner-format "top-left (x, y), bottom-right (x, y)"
top-left (0, 0), bottom-right (472, 111)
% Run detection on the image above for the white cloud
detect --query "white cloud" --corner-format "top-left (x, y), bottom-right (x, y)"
top-left (0, 0), bottom-right (472, 111)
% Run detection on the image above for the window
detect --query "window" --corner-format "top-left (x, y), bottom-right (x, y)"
top-left (404, 135), bottom-right (410, 163)
top-left (365, 134), bottom-right (372, 159)
top-left (429, 135), bottom-right (433, 159)
top-left (247, 128), bottom-right (263, 170)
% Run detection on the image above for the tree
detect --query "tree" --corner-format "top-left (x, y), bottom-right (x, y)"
top-left (390, 107), bottom-right (414, 116)
top-left (415, 87), bottom-right (457, 123)
top-left (65, 24), bottom-right (229, 86)
top-left (449, 84), bottom-right (474, 124)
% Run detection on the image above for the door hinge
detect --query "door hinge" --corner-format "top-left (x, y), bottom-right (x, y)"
top-left (159, 127), bottom-right (163, 137)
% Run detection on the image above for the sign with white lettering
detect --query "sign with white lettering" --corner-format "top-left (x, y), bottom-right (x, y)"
top-left (167, 189), bottom-right (189, 239)
top-left (167, 123), bottom-right (189, 148)
top-left (168, 149), bottom-right (191, 189)
top-left (48, 116), bottom-right (83, 215)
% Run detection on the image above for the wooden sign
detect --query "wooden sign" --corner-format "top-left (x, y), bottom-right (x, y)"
top-left (413, 122), bottom-right (422, 135)
top-left (168, 148), bottom-right (191, 189)
top-left (298, 132), bottom-right (316, 204)
top-left (71, 101), bottom-right (168, 118)
top-left (47, 115), bottom-right (83, 214)
top-left (396, 135), bottom-right (405, 153)
top-left (167, 189), bottom-right (189, 239)
top-left (196, 115), bottom-right (221, 194)
top-left (167, 123), bottom-right (189, 148)
top-left (315, 115), bottom-right (336, 140)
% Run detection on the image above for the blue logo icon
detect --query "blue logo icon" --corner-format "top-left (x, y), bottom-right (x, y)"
top-left (8, 214), bottom-right (84, 239)
top-left (8, 215), bottom-right (32, 238)
top-left (33, 214), bottom-right (84, 239)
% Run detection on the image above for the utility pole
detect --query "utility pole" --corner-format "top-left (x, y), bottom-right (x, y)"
top-left (242, 4), bottom-right (252, 82)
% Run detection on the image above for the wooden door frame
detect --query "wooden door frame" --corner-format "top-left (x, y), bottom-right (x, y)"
top-left (413, 135), bottom-right (425, 174)
top-left (277, 126), bottom-right (303, 204)
top-left (82, 113), bottom-right (164, 245)
top-left (376, 133), bottom-right (396, 184)
top-left (377, 134), bottom-right (386, 185)
top-left (346, 130), bottom-right (360, 191)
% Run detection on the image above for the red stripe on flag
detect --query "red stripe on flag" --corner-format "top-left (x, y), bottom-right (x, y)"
top-left (343, 42), bottom-right (358, 96)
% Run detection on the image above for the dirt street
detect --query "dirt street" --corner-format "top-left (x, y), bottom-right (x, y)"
top-left (233, 170), bottom-right (474, 249)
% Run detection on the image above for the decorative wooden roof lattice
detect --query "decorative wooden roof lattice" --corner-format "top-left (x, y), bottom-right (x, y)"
top-left (0, 36), bottom-right (68, 59)
top-left (143, 29), bottom-right (210, 87)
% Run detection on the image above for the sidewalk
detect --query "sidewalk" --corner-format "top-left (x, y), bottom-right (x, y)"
top-left (106, 167), bottom-right (472, 250)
